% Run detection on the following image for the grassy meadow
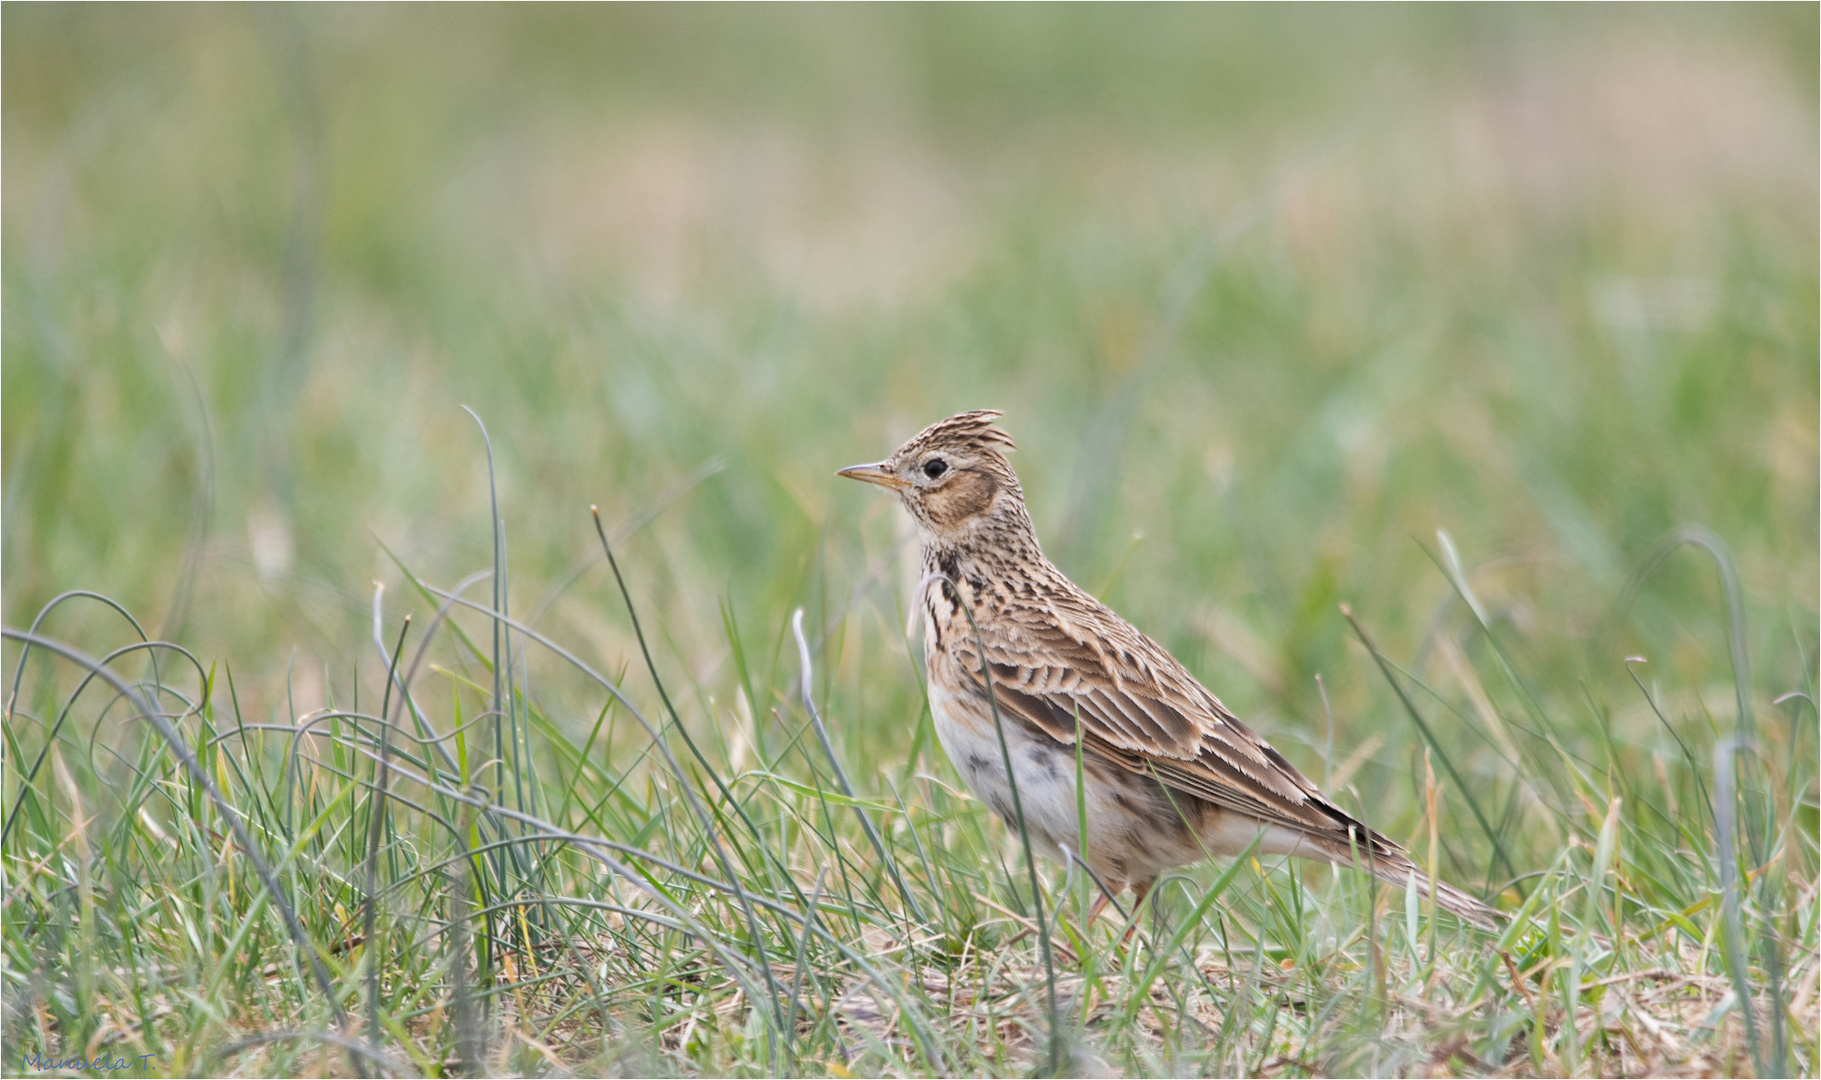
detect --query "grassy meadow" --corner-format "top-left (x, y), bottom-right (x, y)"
top-left (3, 6), bottom-right (1817, 1076)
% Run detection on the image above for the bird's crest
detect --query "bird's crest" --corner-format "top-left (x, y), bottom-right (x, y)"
top-left (900, 409), bottom-right (1016, 458)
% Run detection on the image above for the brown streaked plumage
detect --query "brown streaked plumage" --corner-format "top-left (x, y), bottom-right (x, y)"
top-left (839, 409), bottom-right (1496, 928)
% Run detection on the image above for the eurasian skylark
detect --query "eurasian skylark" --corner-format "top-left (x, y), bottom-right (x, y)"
top-left (840, 410), bottom-right (1495, 928)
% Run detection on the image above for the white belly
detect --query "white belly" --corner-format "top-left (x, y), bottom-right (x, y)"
top-left (928, 682), bottom-right (1083, 865)
top-left (927, 682), bottom-right (1229, 887)
top-left (928, 680), bottom-right (1311, 887)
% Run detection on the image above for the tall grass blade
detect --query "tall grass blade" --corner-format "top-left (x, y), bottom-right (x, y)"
top-left (943, 571), bottom-right (1064, 1077)
top-left (589, 506), bottom-right (786, 1052)
top-left (1340, 604), bottom-right (1513, 880)
top-left (791, 608), bottom-right (926, 922)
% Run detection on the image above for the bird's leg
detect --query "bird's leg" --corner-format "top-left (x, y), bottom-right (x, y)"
top-left (1120, 879), bottom-right (1155, 946)
top-left (1086, 879), bottom-right (1126, 925)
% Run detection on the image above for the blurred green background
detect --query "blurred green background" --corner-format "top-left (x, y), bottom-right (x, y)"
top-left (4, 5), bottom-right (1815, 779)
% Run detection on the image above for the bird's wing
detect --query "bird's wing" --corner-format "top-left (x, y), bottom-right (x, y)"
top-left (949, 585), bottom-right (1358, 838)
top-left (935, 575), bottom-right (1500, 927)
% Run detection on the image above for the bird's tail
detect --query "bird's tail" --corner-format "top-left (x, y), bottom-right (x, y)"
top-left (1313, 826), bottom-right (1500, 930)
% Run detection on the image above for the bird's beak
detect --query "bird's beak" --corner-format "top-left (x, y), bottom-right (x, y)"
top-left (836, 462), bottom-right (909, 490)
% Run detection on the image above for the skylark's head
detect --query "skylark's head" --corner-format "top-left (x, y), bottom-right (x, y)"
top-left (837, 410), bottom-right (1025, 540)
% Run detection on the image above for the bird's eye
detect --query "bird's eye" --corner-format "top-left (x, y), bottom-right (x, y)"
top-left (923, 458), bottom-right (949, 479)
